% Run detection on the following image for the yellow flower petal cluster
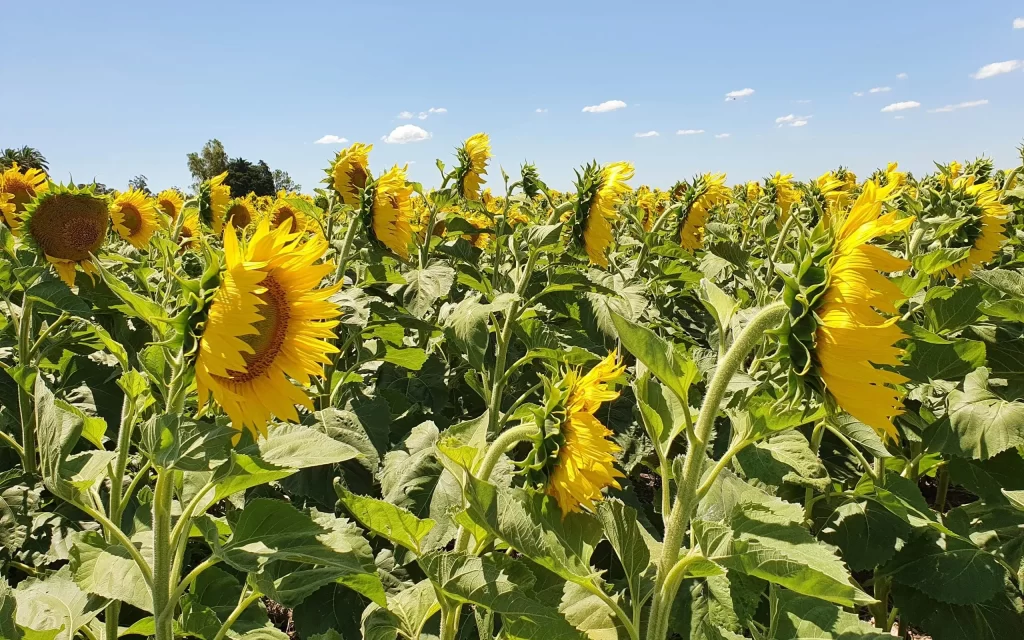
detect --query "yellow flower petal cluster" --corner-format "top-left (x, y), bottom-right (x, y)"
top-left (460, 133), bottom-right (491, 201)
top-left (1, 192), bottom-right (17, 231)
top-left (196, 219), bottom-right (341, 440)
top-left (583, 162), bottom-right (634, 266)
top-left (371, 166), bottom-right (414, 259)
top-left (224, 197), bottom-right (257, 231)
top-left (745, 180), bottom-right (762, 203)
top-left (178, 208), bottom-right (201, 249)
top-left (110, 189), bottom-right (159, 249)
top-left (547, 353), bottom-right (626, 514)
top-left (156, 189), bottom-right (185, 222)
top-left (680, 173), bottom-right (730, 251)
top-left (1, 163), bottom-right (48, 214)
top-left (208, 172), bottom-right (231, 235)
top-left (769, 172), bottom-right (800, 222)
top-left (815, 172), bottom-right (851, 223)
top-left (815, 181), bottom-right (913, 440)
top-left (946, 178), bottom-right (1009, 280)
top-left (331, 143), bottom-right (372, 207)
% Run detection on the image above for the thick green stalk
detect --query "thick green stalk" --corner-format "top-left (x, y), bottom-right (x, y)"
top-left (104, 394), bottom-right (137, 640)
top-left (152, 469), bottom-right (175, 640)
top-left (333, 211), bottom-right (361, 283)
top-left (17, 297), bottom-right (36, 475)
top-left (803, 422), bottom-right (826, 522)
top-left (212, 591), bottom-right (262, 640)
top-left (646, 301), bottom-right (787, 640)
top-left (633, 203), bottom-right (681, 276)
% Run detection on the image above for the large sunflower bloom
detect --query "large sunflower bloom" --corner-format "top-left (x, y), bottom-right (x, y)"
top-left (581, 162), bottom-right (634, 267)
top-left (814, 181), bottom-right (914, 440)
top-left (196, 219), bottom-right (341, 439)
top-left (680, 173), bottom-right (730, 251)
top-left (1, 163), bottom-right (48, 213)
top-left (330, 143), bottom-right (372, 207)
top-left (768, 172), bottom-right (800, 222)
top-left (156, 189), bottom-right (185, 222)
top-left (547, 354), bottom-right (626, 514)
top-left (22, 185), bottom-right (109, 286)
top-left (110, 189), bottom-right (159, 249)
top-left (459, 133), bottom-right (491, 201)
top-left (369, 165), bottom-right (414, 260)
top-left (946, 178), bottom-right (1009, 280)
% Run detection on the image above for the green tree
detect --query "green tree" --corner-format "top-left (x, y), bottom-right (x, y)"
top-left (186, 139), bottom-right (229, 186)
top-left (1, 146), bottom-right (48, 171)
top-left (128, 174), bottom-right (152, 195)
top-left (225, 158), bottom-right (275, 197)
top-left (272, 169), bottom-right (300, 193)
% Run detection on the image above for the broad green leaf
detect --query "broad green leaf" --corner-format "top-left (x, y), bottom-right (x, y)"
top-left (68, 531), bottom-right (151, 612)
top-left (923, 284), bottom-right (983, 334)
top-left (943, 367), bottom-right (1024, 459)
top-left (0, 578), bottom-right (21, 640)
top-left (14, 568), bottom-right (106, 640)
top-left (247, 423), bottom-right (363, 469)
top-left (771, 588), bottom-right (891, 639)
top-left (444, 296), bottom-right (494, 371)
top-left (596, 500), bottom-right (651, 607)
top-left (901, 338), bottom-right (986, 382)
top-left (361, 606), bottom-right (400, 640)
top-left (292, 583), bottom-right (362, 640)
top-left (35, 377), bottom-right (93, 506)
top-left (734, 430), bottom-right (830, 490)
top-left (831, 414), bottom-right (890, 459)
top-left (971, 268), bottom-right (1024, 298)
top-left (853, 473), bottom-right (950, 534)
top-left (178, 566), bottom-right (269, 640)
top-left (359, 580), bottom-right (438, 640)
top-left (236, 630), bottom-right (290, 640)
top-left (947, 450), bottom-right (1024, 504)
top-left (404, 263), bottom-right (455, 318)
top-left (382, 345), bottom-right (428, 371)
top-left (696, 468), bottom-right (805, 525)
top-left (818, 500), bottom-right (911, 571)
top-left (611, 312), bottom-right (697, 407)
top-left (142, 414), bottom-right (234, 472)
top-left (699, 279), bottom-right (740, 338)
top-left (892, 582), bottom-right (1024, 640)
top-left (526, 223), bottom-right (563, 250)
top-left (26, 280), bottom-right (92, 319)
top-left (335, 483), bottom-right (435, 553)
top-left (1003, 489), bottom-right (1024, 511)
top-left (912, 246), bottom-right (971, 276)
top-left (558, 582), bottom-right (627, 640)
top-left (739, 395), bottom-right (824, 441)
top-left (208, 452), bottom-right (295, 505)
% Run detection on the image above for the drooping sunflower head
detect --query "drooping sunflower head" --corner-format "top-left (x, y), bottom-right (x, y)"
top-left (156, 189), bottom-right (185, 222)
top-left (196, 219), bottom-right (341, 440)
top-left (678, 173), bottom-right (730, 251)
top-left (455, 133), bottom-right (491, 201)
top-left (224, 197), bottom-right (257, 232)
top-left (776, 181), bottom-right (913, 440)
top-left (364, 165), bottom-right (414, 260)
top-left (200, 172), bottom-right (231, 234)
top-left (542, 353), bottom-right (626, 514)
top-left (745, 180), bottom-right (763, 203)
top-left (636, 187), bottom-right (657, 232)
top-left (941, 178), bottom-right (1010, 280)
top-left (570, 161), bottom-right (634, 267)
top-left (328, 143), bottom-right (372, 208)
top-left (811, 172), bottom-right (851, 224)
top-left (22, 183), bottom-right (110, 286)
top-left (521, 162), bottom-right (545, 200)
top-left (1, 162), bottom-right (49, 214)
top-left (765, 172), bottom-right (800, 222)
top-left (834, 166), bottom-right (858, 191)
top-left (110, 188), bottom-right (159, 249)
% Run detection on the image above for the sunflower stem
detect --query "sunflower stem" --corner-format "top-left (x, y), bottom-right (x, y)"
top-left (17, 297), bottom-right (36, 476)
top-left (634, 203), bottom-right (681, 276)
top-left (103, 392), bottom-right (138, 640)
top-left (646, 300), bottom-right (787, 640)
top-left (803, 422), bottom-right (826, 522)
top-left (152, 468), bottom-right (176, 640)
top-left (334, 211), bottom-right (361, 284)
top-left (212, 590), bottom-right (262, 640)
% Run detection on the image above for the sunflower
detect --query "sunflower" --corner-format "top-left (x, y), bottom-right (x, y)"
top-left (201, 172), bottom-right (231, 235)
top-left (946, 178), bottom-right (1009, 280)
top-left (680, 173), bottom-right (730, 251)
top-left (458, 133), bottom-right (491, 201)
top-left (767, 172), bottom-right (800, 222)
top-left (156, 189), bottom-right (185, 222)
top-left (813, 181), bottom-right (914, 439)
top-left (367, 165), bottom-right (414, 259)
top-left (265, 198), bottom-right (312, 235)
top-left (574, 161), bottom-right (634, 267)
top-left (22, 184), bottom-right (109, 286)
top-left (330, 143), bottom-right (372, 207)
top-left (110, 189), bottom-right (159, 249)
top-left (636, 190), bottom-right (657, 232)
top-left (547, 353), bottom-right (626, 514)
top-left (1, 163), bottom-right (48, 213)
top-left (745, 180), bottom-right (762, 203)
top-left (224, 197), bottom-right (257, 231)
top-left (1, 192), bottom-right (17, 231)
top-left (177, 207), bottom-right (202, 249)
top-left (814, 172), bottom-right (851, 222)
top-left (196, 219), bottom-right (341, 439)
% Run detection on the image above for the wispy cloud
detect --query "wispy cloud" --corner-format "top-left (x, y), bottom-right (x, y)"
top-left (791, 120), bottom-right (809, 127)
top-left (397, 111), bottom-right (414, 120)
top-left (535, 108), bottom-right (548, 113)
top-left (1013, 17), bottom-right (1024, 29)
top-left (676, 129), bottom-right (705, 135)
top-left (881, 101), bottom-right (921, 112)
top-left (869, 86), bottom-right (891, 93)
top-left (897, 72), bottom-right (909, 80)
top-left (725, 88), bottom-right (755, 101)
top-left (776, 114), bottom-right (812, 127)
top-left (382, 124), bottom-right (431, 144)
top-left (634, 131), bottom-right (659, 138)
top-left (428, 107), bottom-right (447, 114)
top-left (582, 99), bottom-right (627, 113)
top-left (928, 99), bottom-right (989, 113)
top-left (314, 135), bottom-right (348, 144)
top-left (714, 133), bottom-right (731, 139)
top-left (399, 107), bottom-right (447, 121)
top-left (972, 60), bottom-right (1022, 79)
top-left (853, 91), bottom-right (865, 97)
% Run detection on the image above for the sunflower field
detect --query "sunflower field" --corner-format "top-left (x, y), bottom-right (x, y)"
top-left (1, 138), bottom-right (1023, 640)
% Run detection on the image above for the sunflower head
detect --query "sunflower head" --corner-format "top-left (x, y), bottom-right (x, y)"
top-left (178, 207), bottom-right (203, 249)
top-left (265, 198), bottom-right (309, 233)
top-left (363, 165), bottom-right (414, 260)
top-left (327, 143), bottom-right (372, 207)
top-left (22, 183), bottom-right (110, 286)
top-left (765, 172), bottom-right (800, 222)
top-left (677, 173), bottom-right (730, 251)
top-left (1, 163), bottom-right (49, 213)
top-left (110, 188), bottom-right (159, 249)
top-left (224, 197), bottom-right (257, 231)
top-left (455, 133), bottom-right (491, 201)
top-left (1, 192), bottom-right (18, 232)
top-left (919, 177), bottom-right (1010, 279)
top-left (773, 182), bottom-right (913, 439)
top-left (196, 219), bottom-right (341, 440)
top-left (521, 162), bottom-right (545, 200)
top-left (156, 189), bottom-right (185, 222)
top-left (199, 172), bottom-right (231, 234)
top-left (569, 161), bottom-right (634, 267)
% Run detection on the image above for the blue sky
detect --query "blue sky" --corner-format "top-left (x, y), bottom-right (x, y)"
top-left (2, 1), bottom-right (1023, 193)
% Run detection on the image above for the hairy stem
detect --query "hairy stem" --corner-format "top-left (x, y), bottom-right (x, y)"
top-left (17, 297), bottom-right (36, 475)
top-left (152, 469), bottom-right (175, 640)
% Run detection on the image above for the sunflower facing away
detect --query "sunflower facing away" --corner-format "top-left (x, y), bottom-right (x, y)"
top-left (22, 184), bottom-right (110, 286)
top-left (767, 172), bottom-right (800, 222)
top-left (1, 163), bottom-right (49, 214)
top-left (196, 219), bottom-right (341, 439)
top-left (814, 181), bottom-right (914, 439)
top-left (110, 189), bottom-right (159, 248)
top-left (575, 161), bottom-right (635, 267)
top-left (745, 180), bottom-right (762, 203)
top-left (946, 178), bottom-right (1009, 280)
top-left (458, 133), bottom-right (491, 201)
top-left (367, 165), bottom-right (415, 260)
top-left (547, 353), bottom-right (626, 514)
top-left (202, 172), bottom-right (231, 235)
top-left (680, 173), bottom-right (730, 251)
top-left (330, 143), bottom-right (372, 207)
top-left (156, 189), bottom-right (185, 222)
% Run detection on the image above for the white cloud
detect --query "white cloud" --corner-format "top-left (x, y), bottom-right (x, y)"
top-left (776, 114), bottom-right (812, 127)
top-left (397, 111), bottom-right (414, 119)
top-left (972, 60), bottom-right (1022, 79)
top-left (676, 129), bottom-right (705, 135)
top-left (428, 107), bottom-right (447, 114)
top-left (791, 120), bottom-right (809, 127)
top-left (869, 86), bottom-right (892, 93)
top-left (1013, 17), bottom-right (1024, 29)
top-left (417, 112), bottom-right (429, 120)
top-left (725, 88), bottom-right (755, 100)
top-left (881, 101), bottom-right (921, 112)
top-left (775, 114), bottom-right (796, 123)
top-left (314, 134), bottom-right (348, 144)
top-left (714, 133), bottom-right (731, 139)
top-left (634, 131), bottom-right (659, 138)
top-left (928, 99), bottom-right (989, 113)
top-left (582, 99), bottom-right (627, 113)
top-left (853, 91), bottom-right (865, 97)
top-left (535, 108), bottom-right (548, 113)
top-left (897, 72), bottom-right (909, 79)
top-left (382, 124), bottom-right (431, 144)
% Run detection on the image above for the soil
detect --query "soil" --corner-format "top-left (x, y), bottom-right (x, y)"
top-left (264, 598), bottom-right (297, 640)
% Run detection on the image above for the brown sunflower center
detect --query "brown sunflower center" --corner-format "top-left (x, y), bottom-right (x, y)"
top-left (119, 204), bottom-right (143, 234)
top-left (30, 194), bottom-right (109, 261)
top-left (8, 181), bottom-right (36, 212)
top-left (230, 275), bottom-right (290, 382)
top-left (227, 203), bottom-right (252, 228)
top-left (158, 199), bottom-right (177, 219)
top-left (270, 206), bottom-right (296, 228)
top-left (346, 165), bottom-right (368, 196)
